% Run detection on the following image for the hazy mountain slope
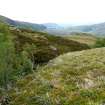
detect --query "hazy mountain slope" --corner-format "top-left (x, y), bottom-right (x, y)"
top-left (0, 15), bottom-right (46, 31)
top-left (9, 47), bottom-right (105, 105)
top-left (91, 22), bottom-right (105, 35)
top-left (43, 23), bottom-right (63, 29)
top-left (44, 22), bottom-right (105, 36)
top-left (67, 22), bottom-right (105, 36)
top-left (2, 15), bottom-right (105, 36)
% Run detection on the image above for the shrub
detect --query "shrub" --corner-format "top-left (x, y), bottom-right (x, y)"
top-left (94, 38), bottom-right (105, 47)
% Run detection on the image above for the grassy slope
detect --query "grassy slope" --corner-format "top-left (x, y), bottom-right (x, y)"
top-left (9, 47), bottom-right (105, 105)
top-left (65, 33), bottom-right (97, 46)
top-left (11, 28), bottom-right (89, 64)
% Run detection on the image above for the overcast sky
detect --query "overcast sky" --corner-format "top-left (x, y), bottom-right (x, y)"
top-left (0, 0), bottom-right (105, 25)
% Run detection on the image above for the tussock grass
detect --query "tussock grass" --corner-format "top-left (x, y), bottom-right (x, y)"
top-left (9, 47), bottom-right (105, 105)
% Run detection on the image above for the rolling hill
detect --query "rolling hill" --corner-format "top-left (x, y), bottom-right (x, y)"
top-left (0, 23), bottom-right (90, 105)
top-left (1, 15), bottom-right (105, 105)
top-left (65, 32), bottom-right (97, 46)
top-left (0, 15), bottom-right (46, 31)
top-left (44, 22), bottom-right (105, 36)
top-left (9, 47), bottom-right (105, 105)
top-left (11, 27), bottom-right (89, 64)
top-left (43, 23), bottom-right (63, 29)
top-left (67, 22), bottom-right (105, 36)
top-left (1, 15), bottom-right (105, 36)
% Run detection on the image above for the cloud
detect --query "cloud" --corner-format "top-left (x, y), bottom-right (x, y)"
top-left (0, 0), bottom-right (105, 24)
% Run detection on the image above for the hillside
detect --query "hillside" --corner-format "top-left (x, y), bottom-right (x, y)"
top-left (43, 23), bottom-right (63, 29)
top-left (0, 22), bottom-right (91, 105)
top-left (66, 23), bottom-right (105, 36)
top-left (1, 16), bottom-right (105, 105)
top-left (44, 22), bottom-right (105, 36)
top-left (65, 32), bottom-right (97, 46)
top-left (1, 15), bottom-right (105, 36)
top-left (0, 15), bottom-right (46, 31)
top-left (11, 28), bottom-right (89, 64)
top-left (9, 47), bottom-right (105, 105)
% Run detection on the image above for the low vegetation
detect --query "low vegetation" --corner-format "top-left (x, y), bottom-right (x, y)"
top-left (0, 23), bottom-right (90, 104)
top-left (94, 38), bottom-right (105, 48)
top-left (9, 47), bottom-right (105, 105)
top-left (66, 32), bottom-right (97, 46)
top-left (0, 23), bottom-right (33, 97)
top-left (11, 28), bottom-right (89, 64)
top-left (1, 20), bottom-right (105, 105)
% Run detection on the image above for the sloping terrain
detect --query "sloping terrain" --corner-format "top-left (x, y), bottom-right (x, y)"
top-left (66, 22), bottom-right (105, 36)
top-left (9, 47), bottom-right (105, 105)
top-left (44, 22), bottom-right (105, 36)
top-left (1, 15), bottom-right (105, 36)
top-left (43, 23), bottom-right (63, 29)
top-left (1, 16), bottom-right (105, 105)
top-left (0, 22), bottom-right (90, 105)
top-left (65, 32), bottom-right (97, 46)
top-left (11, 28), bottom-right (89, 64)
top-left (0, 15), bottom-right (46, 31)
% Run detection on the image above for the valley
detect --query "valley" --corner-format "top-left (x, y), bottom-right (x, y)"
top-left (0, 15), bottom-right (105, 105)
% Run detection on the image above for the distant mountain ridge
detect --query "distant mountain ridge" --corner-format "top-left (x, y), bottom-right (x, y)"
top-left (43, 23), bottom-right (63, 29)
top-left (67, 22), bottom-right (105, 35)
top-left (1, 15), bottom-right (105, 36)
top-left (44, 22), bottom-right (105, 36)
top-left (0, 15), bottom-right (46, 31)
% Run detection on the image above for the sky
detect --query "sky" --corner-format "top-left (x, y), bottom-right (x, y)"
top-left (0, 0), bottom-right (105, 25)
